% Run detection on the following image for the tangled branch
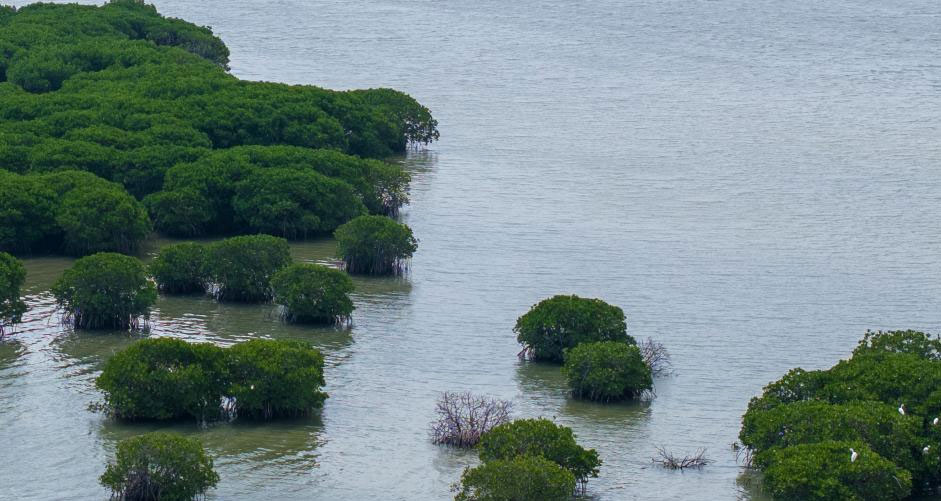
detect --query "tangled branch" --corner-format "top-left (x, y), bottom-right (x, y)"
top-left (431, 391), bottom-right (512, 447)
top-left (653, 447), bottom-right (710, 470)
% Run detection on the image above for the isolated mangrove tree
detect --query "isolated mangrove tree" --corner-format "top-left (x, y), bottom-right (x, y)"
top-left (270, 263), bottom-right (355, 324)
top-left (207, 235), bottom-right (291, 302)
top-left (334, 215), bottom-right (417, 275)
top-left (563, 341), bottom-right (652, 402)
top-left (51, 252), bottom-right (156, 330)
top-left (514, 295), bottom-right (633, 363)
top-left (453, 456), bottom-right (575, 501)
top-left (148, 242), bottom-right (211, 294)
top-left (100, 432), bottom-right (219, 501)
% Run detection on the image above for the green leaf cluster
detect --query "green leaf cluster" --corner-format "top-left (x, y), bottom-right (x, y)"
top-left (96, 337), bottom-right (327, 421)
top-left (741, 330), bottom-right (941, 499)
top-left (51, 252), bottom-right (156, 329)
top-left (270, 263), bottom-right (355, 324)
top-left (478, 418), bottom-right (601, 485)
top-left (0, 170), bottom-right (150, 255)
top-left (0, 251), bottom-right (26, 336)
top-left (453, 456), bottom-right (575, 501)
top-left (100, 431), bottom-right (219, 501)
top-left (514, 295), bottom-right (633, 363)
top-left (334, 215), bottom-right (417, 275)
top-left (148, 242), bottom-right (210, 294)
top-left (563, 341), bottom-right (652, 402)
top-left (758, 441), bottom-right (911, 501)
top-left (206, 235), bottom-right (292, 302)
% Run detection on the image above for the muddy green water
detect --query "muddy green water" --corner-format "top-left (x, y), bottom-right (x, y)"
top-left (5, 0), bottom-right (941, 499)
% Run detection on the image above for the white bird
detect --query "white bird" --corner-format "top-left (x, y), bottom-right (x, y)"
top-left (924, 446), bottom-right (932, 455)
top-left (933, 417), bottom-right (939, 426)
top-left (850, 448), bottom-right (858, 463)
top-left (899, 404), bottom-right (906, 416)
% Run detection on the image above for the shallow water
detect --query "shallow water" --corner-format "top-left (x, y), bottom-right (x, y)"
top-left (4, 0), bottom-right (941, 499)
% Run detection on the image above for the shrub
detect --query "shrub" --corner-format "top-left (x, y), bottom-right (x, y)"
top-left (853, 330), bottom-right (941, 360)
top-left (334, 215), bottom-right (417, 275)
top-left (143, 189), bottom-right (214, 238)
top-left (0, 252), bottom-right (27, 337)
top-left (226, 339), bottom-right (327, 419)
top-left (453, 456), bottom-right (575, 501)
top-left (478, 418), bottom-right (601, 485)
top-left (431, 391), bottom-right (512, 447)
top-left (148, 242), bottom-right (210, 294)
top-left (56, 184), bottom-right (152, 255)
top-left (100, 432), bottom-right (219, 501)
top-left (563, 341), bottom-right (652, 402)
top-left (757, 441), bottom-right (911, 501)
top-left (207, 235), bottom-right (291, 302)
top-left (514, 295), bottom-right (633, 363)
top-left (96, 338), bottom-right (229, 420)
top-left (51, 252), bottom-right (156, 329)
top-left (270, 263), bottom-right (354, 324)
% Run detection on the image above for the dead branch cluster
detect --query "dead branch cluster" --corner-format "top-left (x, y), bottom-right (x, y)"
top-left (640, 337), bottom-right (673, 376)
top-left (431, 391), bottom-right (512, 447)
top-left (653, 447), bottom-right (710, 470)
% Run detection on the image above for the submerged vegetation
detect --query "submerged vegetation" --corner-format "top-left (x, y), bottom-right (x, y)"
top-left (334, 215), bottom-right (418, 275)
top-left (100, 432), bottom-right (219, 501)
top-left (740, 330), bottom-right (941, 500)
top-left (0, 0), bottom-right (437, 257)
top-left (96, 337), bottom-right (327, 422)
top-left (0, 252), bottom-right (26, 338)
top-left (51, 252), bottom-right (156, 330)
top-left (270, 263), bottom-right (355, 324)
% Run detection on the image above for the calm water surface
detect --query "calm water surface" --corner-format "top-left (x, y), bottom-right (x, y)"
top-left (4, 1), bottom-right (941, 499)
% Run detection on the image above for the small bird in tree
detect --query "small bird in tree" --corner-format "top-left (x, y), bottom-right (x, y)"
top-left (933, 417), bottom-right (939, 426)
top-left (924, 446), bottom-right (931, 455)
top-left (850, 448), bottom-right (858, 463)
top-left (899, 404), bottom-right (906, 416)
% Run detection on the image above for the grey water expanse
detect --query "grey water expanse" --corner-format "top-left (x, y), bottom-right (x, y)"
top-left (3, 0), bottom-right (941, 499)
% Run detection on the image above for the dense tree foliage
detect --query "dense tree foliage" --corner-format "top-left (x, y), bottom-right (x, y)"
top-left (741, 331), bottom-right (941, 499)
top-left (96, 337), bottom-right (327, 421)
top-left (97, 338), bottom-right (228, 421)
top-left (563, 341), bottom-right (652, 402)
top-left (51, 252), bottom-right (156, 330)
top-left (334, 215), bottom-right (418, 275)
top-left (270, 263), bottom-right (355, 324)
top-left (226, 339), bottom-right (327, 419)
top-left (514, 295), bottom-right (634, 363)
top-left (100, 432), bottom-right (219, 501)
top-left (148, 242), bottom-right (210, 294)
top-left (757, 441), bottom-right (911, 501)
top-left (0, 252), bottom-right (26, 337)
top-left (207, 235), bottom-right (291, 302)
top-left (0, 170), bottom-right (151, 255)
top-left (453, 456), bottom-right (575, 501)
top-left (0, 1), bottom-right (437, 253)
top-left (478, 418), bottom-right (601, 485)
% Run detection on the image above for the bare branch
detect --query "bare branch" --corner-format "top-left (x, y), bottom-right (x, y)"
top-left (653, 447), bottom-right (710, 470)
top-left (640, 337), bottom-right (673, 376)
top-left (430, 391), bottom-right (512, 448)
